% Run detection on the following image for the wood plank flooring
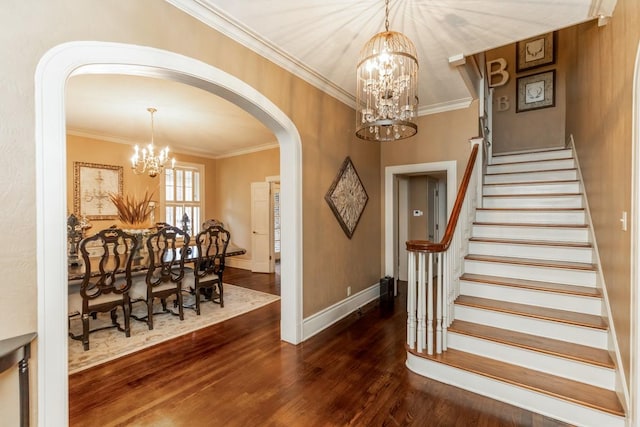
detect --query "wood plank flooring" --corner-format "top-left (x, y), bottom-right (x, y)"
top-left (69, 267), bottom-right (571, 426)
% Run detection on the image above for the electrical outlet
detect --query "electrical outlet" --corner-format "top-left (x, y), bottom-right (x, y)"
top-left (347, 286), bottom-right (351, 297)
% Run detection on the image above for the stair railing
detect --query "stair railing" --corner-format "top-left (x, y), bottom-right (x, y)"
top-left (406, 137), bottom-right (483, 355)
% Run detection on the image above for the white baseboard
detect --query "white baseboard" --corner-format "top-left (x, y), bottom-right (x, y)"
top-left (302, 282), bottom-right (380, 341)
top-left (226, 257), bottom-right (252, 270)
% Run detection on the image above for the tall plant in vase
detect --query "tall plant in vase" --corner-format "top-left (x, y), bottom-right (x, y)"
top-left (109, 190), bottom-right (155, 257)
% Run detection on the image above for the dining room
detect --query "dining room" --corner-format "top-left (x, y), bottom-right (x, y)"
top-left (64, 72), bottom-right (283, 372)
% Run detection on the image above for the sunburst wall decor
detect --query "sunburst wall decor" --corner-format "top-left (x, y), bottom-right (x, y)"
top-left (325, 157), bottom-right (369, 239)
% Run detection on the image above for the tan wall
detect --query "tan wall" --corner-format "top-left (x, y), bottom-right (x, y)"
top-left (213, 148), bottom-right (280, 262)
top-left (486, 33), bottom-right (567, 154)
top-left (563, 0), bottom-right (640, 384)
top-left (0, 0), bottom-right (380, 423)
top-left (408, 177), bottom-right (428, 240)
top-left (66, 134), bottom-right (217, 232)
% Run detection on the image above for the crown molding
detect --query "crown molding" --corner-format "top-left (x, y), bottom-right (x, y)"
top-left (418, 97), bottom-right (473, 116)
top-left (164, 0), bottom-right (355, 108)
top-left (67, 128), bottom-right (279, 160)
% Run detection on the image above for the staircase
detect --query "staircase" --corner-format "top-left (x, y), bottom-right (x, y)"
top-left (406, 148), bottom-right (626, 426)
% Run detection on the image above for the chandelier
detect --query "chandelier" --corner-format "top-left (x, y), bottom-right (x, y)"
top-left (356, 0), bottom-right (419, 141)
top-left (131, 107), bottom-right (175, 178)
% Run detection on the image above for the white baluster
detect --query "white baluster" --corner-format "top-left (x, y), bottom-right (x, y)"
top-left (407, 251), bottom-right (416, 350)
top-left (417, 252), bottom-right (426, 353)
top-left (436, 251), bottom-right (443, 353)
top-left (427, 253), bottom-right (434, 355)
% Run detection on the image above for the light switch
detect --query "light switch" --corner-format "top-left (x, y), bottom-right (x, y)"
top-left (620, 211), bottom-right (628, 231)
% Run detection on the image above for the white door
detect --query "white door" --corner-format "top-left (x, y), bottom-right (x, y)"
top-left (251, 182), bottom-right (272, 273)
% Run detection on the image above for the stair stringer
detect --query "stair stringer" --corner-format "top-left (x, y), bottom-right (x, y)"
top-left (406, 353), bottom-right (625, 427)
top-left (569, 135), bottom-right (630, 414)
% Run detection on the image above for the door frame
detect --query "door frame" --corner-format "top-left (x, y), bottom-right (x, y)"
top-left (35, 41), bottom-right (304, 426)
top-left (631, 39), bottom-right (640, 426)
top-left (385, 161), bottom-right (457, 281)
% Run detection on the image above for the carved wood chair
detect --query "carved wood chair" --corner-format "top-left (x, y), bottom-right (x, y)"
top-left (68, 228), bottom-right (138, 351)
top-left (129, 225), bottom-right (189, 330)
top-left (184, 224), bottom-right (230, 315)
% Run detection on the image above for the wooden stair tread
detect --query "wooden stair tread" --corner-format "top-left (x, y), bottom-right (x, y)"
top-left (484, 180), bottom-right (579, 186)
top-left (486, 167), bottom-right (577, 176)
top-left (465, 254), bottom-right (596, 271)
top-left (469, 237), bottom-right (592, 248)
top-left (483, 193), bottom-right (581, 198)
top-left (487, 157), bottom-right (573, 166)
top-left (449, 320), bottom-right (613, 368)
top-left (476, 207), bottom-right (585, 211)
top-left (474, 221), bottom-right (588, 228)
top-left (414, 348), bottom-right (624, 416)
top-left (455, 295), bottom-right (608, 330)
top-left (460, 273), bottom-right (600, 298)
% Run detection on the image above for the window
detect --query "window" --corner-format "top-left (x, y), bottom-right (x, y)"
top-left (163, 162), bottom-right (204, 236)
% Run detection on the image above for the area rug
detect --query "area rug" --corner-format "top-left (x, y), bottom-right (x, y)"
top-left (68, 284), bottom-right (280, 374)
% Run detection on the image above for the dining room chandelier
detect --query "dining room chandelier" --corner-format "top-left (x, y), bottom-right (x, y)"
top-left (131, 107), bottom-right (174, 178)
top-left (355, 0), bottom-right (419, 141)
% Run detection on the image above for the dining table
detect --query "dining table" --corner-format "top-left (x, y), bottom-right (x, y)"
top-left (68, 243), bottom-right (246, 281)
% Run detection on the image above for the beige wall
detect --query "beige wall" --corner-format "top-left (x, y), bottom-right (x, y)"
top-left (408, 176), bottom-right (428, 241)
top-left (213, 148), bottom-right (280, 262)
top-left (486, 33), bottom-right (567, 154)
top-left (563, 0), bottom-right (640, 384)
top-left (0, 0), bottom-right (380, 423)
top-left (66, 134), bottom-right (218, 231)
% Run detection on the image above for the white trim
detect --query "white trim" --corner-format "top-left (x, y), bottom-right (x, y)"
top-left (213, 142), bottom-right (280, 159)
top-left (406, 353), bottom-right (625, 427)
top-left (302, 282), bottom-right (380, 340)
top-left (418, 98), bottom-right (473, 116)
top-left (35, 41), bottom-right (304, 426)
top-left (384, 161), bottom-right (457, 279)
top-left (568, 135), bottom-right (630, 413)
top-left (631, 39), bottom-right (640, 427)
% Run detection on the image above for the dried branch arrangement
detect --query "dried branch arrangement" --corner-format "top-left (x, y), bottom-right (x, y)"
top-left (109, 190), bottom-right (155, 228)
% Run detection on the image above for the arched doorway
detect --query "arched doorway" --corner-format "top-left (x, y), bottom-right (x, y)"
top-left (35, 41), bottom-right (303, 425)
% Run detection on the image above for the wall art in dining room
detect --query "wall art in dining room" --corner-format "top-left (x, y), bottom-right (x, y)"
top-left (73, 162), bottom-right (123, 220)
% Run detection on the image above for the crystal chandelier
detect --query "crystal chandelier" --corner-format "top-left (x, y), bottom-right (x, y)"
top-left (131, 107), bottom-right (175, 178)
top-left (356, 0), bottom-right (419, 141)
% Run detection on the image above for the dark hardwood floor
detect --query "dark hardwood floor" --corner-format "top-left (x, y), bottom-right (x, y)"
top-left (69, 266), bottom-right (570, 426)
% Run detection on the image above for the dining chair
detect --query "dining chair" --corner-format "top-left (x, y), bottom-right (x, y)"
top-left (184, 224), bottom-right (230, 315)
top-left (68, 228), bottom-right (138, 351)
top-left (130, 225), bottom-right (189, 330)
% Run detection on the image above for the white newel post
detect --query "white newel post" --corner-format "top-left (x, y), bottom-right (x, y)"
top-left (417, 252), bottom-right (426, 353)
top-left (436, 251), bottom-right (443, 354)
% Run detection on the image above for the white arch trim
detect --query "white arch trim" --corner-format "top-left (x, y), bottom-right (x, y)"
top-left (35, 41), bottom-right (303, 426)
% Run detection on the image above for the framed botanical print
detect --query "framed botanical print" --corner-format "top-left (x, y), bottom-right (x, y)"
top-left (325, 157), bottom-right (368, 239)
top-left (516, 32), bottom-right (556, 72)
top-left (73, 162), bottom-right (123, 220)
top-left (516, 70), bottom-right (556, 113)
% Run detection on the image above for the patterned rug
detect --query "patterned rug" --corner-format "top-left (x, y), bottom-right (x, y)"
top-left (68, 284), bottom-right (280, 374)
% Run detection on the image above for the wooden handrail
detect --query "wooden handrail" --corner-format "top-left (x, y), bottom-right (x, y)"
top-left (406, 142), bottom-right (479, 253)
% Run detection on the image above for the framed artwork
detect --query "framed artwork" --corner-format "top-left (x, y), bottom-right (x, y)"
top-left (516, 70), bottom-right (556, 113)
top-left (73, 162), bottom-right (123, 220)
top-left (325, 157), bottom-right (369, 239)
top-left (516, 32), bottom-right (556, 72)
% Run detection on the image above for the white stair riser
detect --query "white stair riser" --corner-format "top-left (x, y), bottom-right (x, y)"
top-left (459, 281), bottom-right (601, 315)
top-left (475, 210), bottom-right (586, 225)
top-left (447, 333), bottom-right (615, 390)
top-left (487, 159), bottom-right (575, 174)
top-left (483, 195), bottom-right (583, 209)
top-left (454, 305), bottom-right (608, 349)
top-left (464, 259), bottom-right (597, 287)
top-left (468, 241), bottom-right (594, 263)
top-left (484, 169), bottom-right (578, 184)
top-left (406, 354), bottom-right (625, 427)
top-left (483, 182), bottom-right (581, 195)
top-left (491, 149), bottom-right (573, 165)
top-left (472, 225), bottom-right (589, 243)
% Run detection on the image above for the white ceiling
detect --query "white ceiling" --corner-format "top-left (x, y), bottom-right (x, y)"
top-left (66, 0), bottom-right (613, 157)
